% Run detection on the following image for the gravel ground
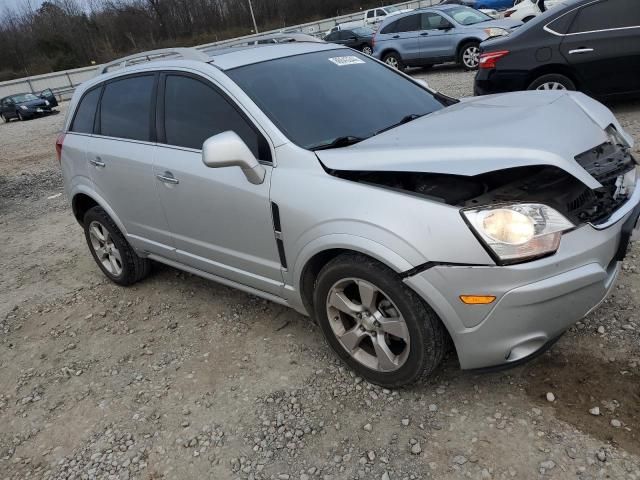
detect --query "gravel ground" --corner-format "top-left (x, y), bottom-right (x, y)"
top-left (1, 68), bottom-right (640, 480)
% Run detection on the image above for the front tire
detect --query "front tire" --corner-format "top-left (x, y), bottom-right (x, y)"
top-left (17, 111), bottom-right (24, 121)
top-left (83, 206), bottom-right (150, 286)
top-left (0, 113), bottom-right (7, 123)
top-left (382, 52), bottom-right (405, 71)
top-left (313, 253), bottom-right (448, 388)
top-left (528, 73), bottom-right (576, 91)
top-left (459, 42), bottom-right (480, 70)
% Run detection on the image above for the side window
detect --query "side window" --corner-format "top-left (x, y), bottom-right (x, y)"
top-left (569, 0), bottom-right (640, 33)
top-left (396, 14), bottom-right (421, 33)
top-left (422, 13), bottom-right (447, 30)
top-left (99, 75), bottom-right (154, 141)
top-left (376, 9), bottom-right (387, 17)
top-left (70, 87), bottom-right (101, 134)
top-left (163, 74), bottom-right (269, 160)
top-left (367, 10), bottom-right (375, 18)
top-left (326, 32), bottom-right (338, 41)
top-left (546, 10), bottom-right (578, 34)
top-left (381, 20), bottom-right (399, 34)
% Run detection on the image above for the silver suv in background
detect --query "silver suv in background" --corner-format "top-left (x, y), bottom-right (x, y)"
top-left (59, 44), bottom-right (639, 388)
top-left (373, 5), bottom-right (521, 70)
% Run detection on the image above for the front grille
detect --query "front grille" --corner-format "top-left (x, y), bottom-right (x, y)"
top-left (572, 142), bottom-right (636, 224)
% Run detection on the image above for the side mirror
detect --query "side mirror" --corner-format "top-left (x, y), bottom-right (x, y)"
top-left (202, 131), bottom-right (266, 185)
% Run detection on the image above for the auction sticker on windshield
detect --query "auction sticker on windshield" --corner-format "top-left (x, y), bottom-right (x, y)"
top-left (328, 56), bottom-right (366, 66)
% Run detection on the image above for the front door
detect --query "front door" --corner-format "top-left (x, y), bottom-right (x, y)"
top-left (419, 12), bottom-right (458, 62)
top-left (152, 72), bottom-right (283, 296)
top-left (39, 88), bottom-right (58, 107)
top-left (561, 0), bottom-right (640, 97)
top-left (87, 73), bottom-right (175, 258)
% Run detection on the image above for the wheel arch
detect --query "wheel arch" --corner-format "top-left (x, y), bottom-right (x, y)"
top-left (379, 48), bottom-right (402, 61)
top-left (456, 38), bottom-right (482, 58)
top-left (70, 186), bottom-right (128, 236)
top-left (526, 64), bottom-right (581, 90)
top-left (293, 235), bottom-right (415, 318)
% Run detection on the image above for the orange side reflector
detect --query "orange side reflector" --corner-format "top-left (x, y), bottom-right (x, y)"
top-left (460, 295), bottom-right (496, 305)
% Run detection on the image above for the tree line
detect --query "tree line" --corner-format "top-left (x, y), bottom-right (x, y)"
top-left (0, 0), bottom-right (391, 81)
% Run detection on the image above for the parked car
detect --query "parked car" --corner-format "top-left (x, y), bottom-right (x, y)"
top-left (475, 0), bottom-right (640, 99)
top-left (438, 0), bottom-right (501, 17)
top-left (440, 0), bottom-right (515, 11)
top-left (373, 5), bottom-right (522, 70)
top-left (60, 44), bottom-right (639, 388)
top-left (504, 0), bottom-right (564, 22)
top-left (0, 89), bottom-right (58, 122)
top-left (325, 27), bottom-right (375, 55)
top-left (364, 6), bottom-right (413, 28)
top-left (325, 21), bottom-right (364, 36)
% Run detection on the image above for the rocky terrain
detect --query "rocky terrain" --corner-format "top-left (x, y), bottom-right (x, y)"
top-left (1, 68), bottom-right (639, 480)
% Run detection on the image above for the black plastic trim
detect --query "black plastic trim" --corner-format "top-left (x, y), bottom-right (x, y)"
top-left (400, 260), bottom-right (493, 279)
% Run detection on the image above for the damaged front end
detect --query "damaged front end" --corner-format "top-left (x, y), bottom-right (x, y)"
top-left (325, 129), bottom-right (638, 264)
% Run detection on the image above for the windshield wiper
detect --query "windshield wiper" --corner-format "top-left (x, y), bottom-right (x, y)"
top-left (374, 113), bottom-right (425, 136)
top-left (309, 135), bottom-right (367, 151)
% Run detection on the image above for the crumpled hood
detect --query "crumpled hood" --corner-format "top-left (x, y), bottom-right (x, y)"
top-left (316, 91), bottom-right (632, 189)
top-left (476, 18), bottom-right (522, 30)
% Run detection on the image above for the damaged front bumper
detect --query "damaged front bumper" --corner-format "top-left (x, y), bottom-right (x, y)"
top-left (404, 190), bottom-right (640, 370)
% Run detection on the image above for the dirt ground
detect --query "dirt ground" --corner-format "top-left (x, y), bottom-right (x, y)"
top-left (1, 68), bottom-right (640, 480)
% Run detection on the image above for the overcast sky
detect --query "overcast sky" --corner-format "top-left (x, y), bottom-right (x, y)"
top-left (1, 0), bottom-right (45, 15)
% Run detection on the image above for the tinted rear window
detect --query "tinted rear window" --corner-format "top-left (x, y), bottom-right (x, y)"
top-left (228, 49), bottom-right (444, 150)
top-left (71, 87), bottom-right (100, 134)
top-left (569, 0), bottom-right (640, 33)
top-left (99, 75), bottom-right (154, 141)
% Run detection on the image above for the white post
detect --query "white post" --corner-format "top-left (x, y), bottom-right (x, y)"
top-left (248, 0), bottom-right (259, 33)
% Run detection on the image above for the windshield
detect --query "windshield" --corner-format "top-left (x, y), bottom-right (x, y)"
top-left (228, 49), bottom-right (444, 150)
top-left (447, 6), bottom-right (492, 25)
top-left (12, 93), bottom-right (39, 103)
top-left (352, 27), bottom-right (374, 36)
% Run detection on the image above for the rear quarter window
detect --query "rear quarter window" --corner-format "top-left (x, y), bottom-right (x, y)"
top-left (70, 87), bottom-right (101, 134)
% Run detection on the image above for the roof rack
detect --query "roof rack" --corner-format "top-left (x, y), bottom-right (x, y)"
top-left (202, 33), bottom-right (323, 54)
top-left (98, 47), bottom-right (211, 74)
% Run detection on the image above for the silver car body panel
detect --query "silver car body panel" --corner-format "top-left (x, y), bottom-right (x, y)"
top-left (61, 44), bottom-right (640, 371)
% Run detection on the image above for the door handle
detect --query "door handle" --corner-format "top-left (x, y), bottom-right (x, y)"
top-left (89, 157), bottom-right (105, 168)
top-left (156, 172), bottom-right (179, 185)
top-left (420, 32), bottom-right (429, 36)
top-left (569, 48), bottom-right (594, 54)
top-left (392, 35), bottom-right (400, 39)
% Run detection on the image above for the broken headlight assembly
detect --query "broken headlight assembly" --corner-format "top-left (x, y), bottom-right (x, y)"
top-left (462, 204), bottom-right (575, 264)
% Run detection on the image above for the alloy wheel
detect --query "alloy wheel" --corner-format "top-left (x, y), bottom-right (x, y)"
top-left (385, 56), bottom-right (399, 69)
top-left (325, 278), bottom-right (410, 372)
top-left (462, 46), bottom-right (480, 69)
top-left (88, 220), bottom-right (123, 276)
top-left (362, 46), bottom-right (373, 56)
top-left (536, 82), bottom-right (567, 91)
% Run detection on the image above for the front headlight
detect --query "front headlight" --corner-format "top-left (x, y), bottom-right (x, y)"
top-left (462, 203), bottom-right (574, 264)
top-left (20, 105), bottom-right (28, 110)
top-left (484, 27), bottom-right (509, 38)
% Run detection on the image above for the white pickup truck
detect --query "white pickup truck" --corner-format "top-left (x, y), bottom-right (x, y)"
top-left (363, 6), bottom-right (412, 27)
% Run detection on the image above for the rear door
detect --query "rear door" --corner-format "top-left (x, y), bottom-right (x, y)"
top-left (390, 13), bottom-right (424, 62)
top-left (152, 72), bottom-right (283, 296)
top-left (86, 73), bottom-right (175, 257)
top-left (560, 0), bottom-right (640, 97)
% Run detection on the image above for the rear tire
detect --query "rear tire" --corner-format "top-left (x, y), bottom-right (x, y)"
top-left (382, 52), bottom-right (405, 71)
top-left (361, 44), bottom-right (373, 56)
top-left (459, 42), bottom-right (480, 70)
top-left (0, 113), bottom-right (7, 123)
top-left (313, 253), bottom-right (448, 388)
top-left (528, 73), bottom-right (576, 91)
top-left (83, 206), bottom-right (150, 286)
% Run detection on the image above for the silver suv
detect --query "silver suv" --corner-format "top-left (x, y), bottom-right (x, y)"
top-left (59, 43), bottom-right (640, 387)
